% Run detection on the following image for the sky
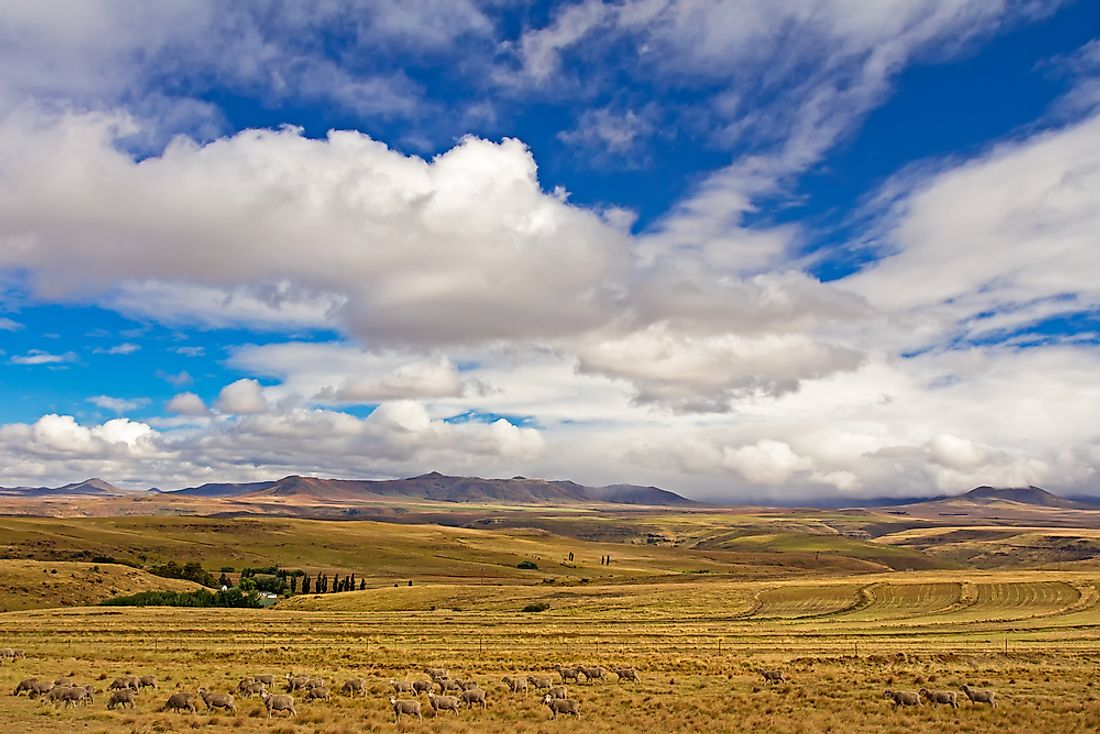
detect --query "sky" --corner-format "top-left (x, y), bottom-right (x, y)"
top-left (1, 0), bottom-right (1100, 502)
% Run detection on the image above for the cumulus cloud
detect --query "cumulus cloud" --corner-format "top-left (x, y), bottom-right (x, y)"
top-left (214, 379), bottom-right (268, 415)
top-left (166, 392), bottom-right (208, 416)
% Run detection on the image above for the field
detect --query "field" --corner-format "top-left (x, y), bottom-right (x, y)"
top-left (4, 508), bottom-right (1100, 732)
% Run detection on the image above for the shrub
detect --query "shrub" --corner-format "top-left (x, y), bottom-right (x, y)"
top-left (517, 560), bottom-right (539, 570)
top-left (101, 589), bottom-right (262, 608)
top-left (522, 602), bottom-right (551, 613)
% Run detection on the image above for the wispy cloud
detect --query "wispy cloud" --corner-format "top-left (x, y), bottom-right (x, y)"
top-left (9, 349), bottom-right (76, 365)
top-left (94, 342), bottom-right (141, 355)
top-left (89, 395), bottom-right (151, 414)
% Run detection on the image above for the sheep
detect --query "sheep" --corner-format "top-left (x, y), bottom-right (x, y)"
top-left (109, 676), bottom-right (138, 691)
top-left (527, 675), bottom-right (553, 690)
top-left (919, 687), bottom-right (958, 708)
top-left (306, 676), bottom-right (326, 690)
top-left (544, 694), bottom-right (581, 718)
top-left (261, 690), bottom-right (297, 718)
top-left (428, 692), bottom-right (461, 714)
top-left (556, 665), bottom-right (581, 683)
top-left (13, 677), bottom-right (41, 696)
top-left (342, 678), bottom-right (367, 696)
top-left (25, 680), bottom-right (54, 699)
top-left (285, 673), bottom-right (310, 691)
top-left (502, 675), bottom-right (529, 694)
top-left (961, 684), bottom-right (997, 707)
top-left (579, 666), bottom-right (605, 684)
top-left (391, 696), bottom-right (422, 721)
top-left (547, 685), bottom-right (569, 700)
top-left (253, 674), bottom-right (275, 687)
top-left (0, 647), bottom-right (12, 660)
top-left (107, 688), bottom-right (136, 710)
top-left (612, 666), bottom-right (639, 682)
top-left (460, 687), bottom-right (487, 708)
top-left (438, 677), bottom-right (464, 693)
top-left (54, 676), bottom-right (78, 687)
top-left (237, 678), bottom-right (266, 697)
top-left (162, 691), bottom-right (197, 713)
top-left (198, 687), bottom-right (236, 714)
top-left (425, 667), bottom-right (449, 681)
top-left (884, 689), bottom-right (922, 708)
top-left (759, 668), bottom-right (786, 685)
top-left (305, 686), bottom-right (331, 701)
top-left (46, 685), bottom-right (92, 708)
top-left (410, 679), bottom-right (432, 695)
top-left (391, 678), bottom-right (416, 695)
top-left (137, 674), bottom-right (158, 689)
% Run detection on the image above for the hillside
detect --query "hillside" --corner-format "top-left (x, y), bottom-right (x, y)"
top-left (0, 478), bottom-right (124, 497)
top-left (0, 559), bottom-right (203, 612)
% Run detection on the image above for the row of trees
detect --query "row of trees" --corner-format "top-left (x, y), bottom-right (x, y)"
top-left (298, 572), bottom-right (366, 594)
top-left (102, 588), bottom-right (262, 608)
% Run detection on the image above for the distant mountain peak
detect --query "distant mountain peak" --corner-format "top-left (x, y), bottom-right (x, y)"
top-left (960, 485), bottom-right (1078, 508)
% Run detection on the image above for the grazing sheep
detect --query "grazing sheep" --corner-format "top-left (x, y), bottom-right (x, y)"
top-left (137, 675), bottom-right (157, 689)
top-left (544, 694), bottom-right (581, 718)
top-left (0, 647), bottom-right (12, 660)
top-left (412, 679), bottom-right (434, 695)
top-left (305, 676), bottom-right (326, 690)
top-left (305, 686), bottom-right (331, 701)
top-left (556, 665), bottom-right (581, 683)
top-left (391, 678), bottom-right (416, 695)
top-left (428, 692), bottom-right (460, 714)
top-left (261, 691), bottom-right (297, 718)
top-left (919, 687), bottom-right (958, 708)
top-left (47, 685), bottom-right (92, 708)
top-left (107, 688), bottom-right (136, 710)
top-left (13, 677), bottom-right (41, 696)
top-left (109, 676), bottom-right (138, 691)
top-left (528, 675), bottom-right (553, 690)
top-left (502, 675), bottom-right (529, 694)
top-left (884, 689), bottom-right (923, 708)
top-left (961, 684), bottom-right (997, 707)
top-left (26, 681), bottom-right (54, 699)
top-left (612, 666), bottom-right (639, 682)
top-left (54, 677), bottom-right (77, 687)
top-left (460, 687), bottom-right (487, 708)
top-left (198, 687), bottom-right (236, 714)
top-left (547, 685), bottom-right (569, 700)
top-left (437, 677), bottom-right (464, 693)
top-left (391, 696), bottom-right (422, 721)
top-left (285, 674), bottom-right (309, 692)
top-left (237, 678), bottom-right (266, 697)
top-left (162, 691), bottom-right (197, 713)
top-left (579, 666), bottom-right (605, 684)
top-left (759, 669), bottom-right (786, 685)
top-left (253, 674), bottom-right (275, 687)
top-left (425, 667), bottom-right (449, 681)
top-left (342, 678), bottom-right (367, 696)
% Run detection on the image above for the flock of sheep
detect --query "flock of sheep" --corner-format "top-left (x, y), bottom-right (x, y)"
top-left (757, 666), bottom-right (998, 710)
top-left (8, 661), bottom-right (641, 721)
top-left (7, 652), bottom-right (1003, 722)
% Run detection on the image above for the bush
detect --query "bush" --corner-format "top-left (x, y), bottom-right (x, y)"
top-left (517, 560), bottom-right (539, 570)
top-left (522, 602), bottom-right (551, 613)
top-left (101, 588), bottom-right (262, 608)
top-left (147, 561), bottom-right (217, 588)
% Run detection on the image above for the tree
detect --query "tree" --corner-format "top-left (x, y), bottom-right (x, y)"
top-left (359, 578), bottom-right (366, 590)
top-left (290, 575), bottom-right (298, 594)
top-left (218, 573), bottom-right (231, 588)
top-left (301, 574), bottom-right (311, 594)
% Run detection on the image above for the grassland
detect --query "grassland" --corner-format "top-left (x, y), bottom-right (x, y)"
top-left (4, 509), bottom-right (1100, 731)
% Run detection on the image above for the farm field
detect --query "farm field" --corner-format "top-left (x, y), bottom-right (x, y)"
top-left (4, 569), bottom-right (1100, 732)
top-left (5, 509), bottom-right (1100, 731)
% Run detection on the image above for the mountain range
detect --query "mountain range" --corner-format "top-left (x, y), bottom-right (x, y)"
top-left (1, 475), bottom-right (1097, 511)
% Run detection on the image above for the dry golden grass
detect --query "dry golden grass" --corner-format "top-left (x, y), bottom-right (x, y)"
top-left (0, 559), bottom-right (201, 612)
top-left (4, 569), bottom-right (1100, 732)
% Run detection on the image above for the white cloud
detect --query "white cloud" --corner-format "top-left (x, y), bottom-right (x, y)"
top-left (94, 342), bottom-right (140, 355)
top-left (166, 392), bottom-right (208, 416)
top-left (171, 346), bottom-right (205, 357)
top-left (214, 379), bottom-right (268, 415)
top-left (88, 395), bottom-right (150, 414)
top-left (0, 316), bottom-right (20, 330)
top-left (722, 439), bottom-right (813, 486)
top-left (9, 349), bottom-right (76, 365)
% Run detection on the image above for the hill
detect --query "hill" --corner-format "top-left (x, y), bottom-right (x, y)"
top-left (0, 477), bottom-right (124, 497)
top-left (0, 559), bottom-right (202, 612)
top-left (958, 485), bottom-right (1091, 508)
top-left (170, 471), bottom-right (696, 506)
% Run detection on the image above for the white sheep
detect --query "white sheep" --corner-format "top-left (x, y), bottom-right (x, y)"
top-left (391, 696), bottom-right (422, 721)
top-left (544, 694), bottom-right (581, 718)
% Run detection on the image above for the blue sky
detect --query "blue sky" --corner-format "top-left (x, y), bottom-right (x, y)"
top-left (1, 1), bottom-right (1099, 500)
